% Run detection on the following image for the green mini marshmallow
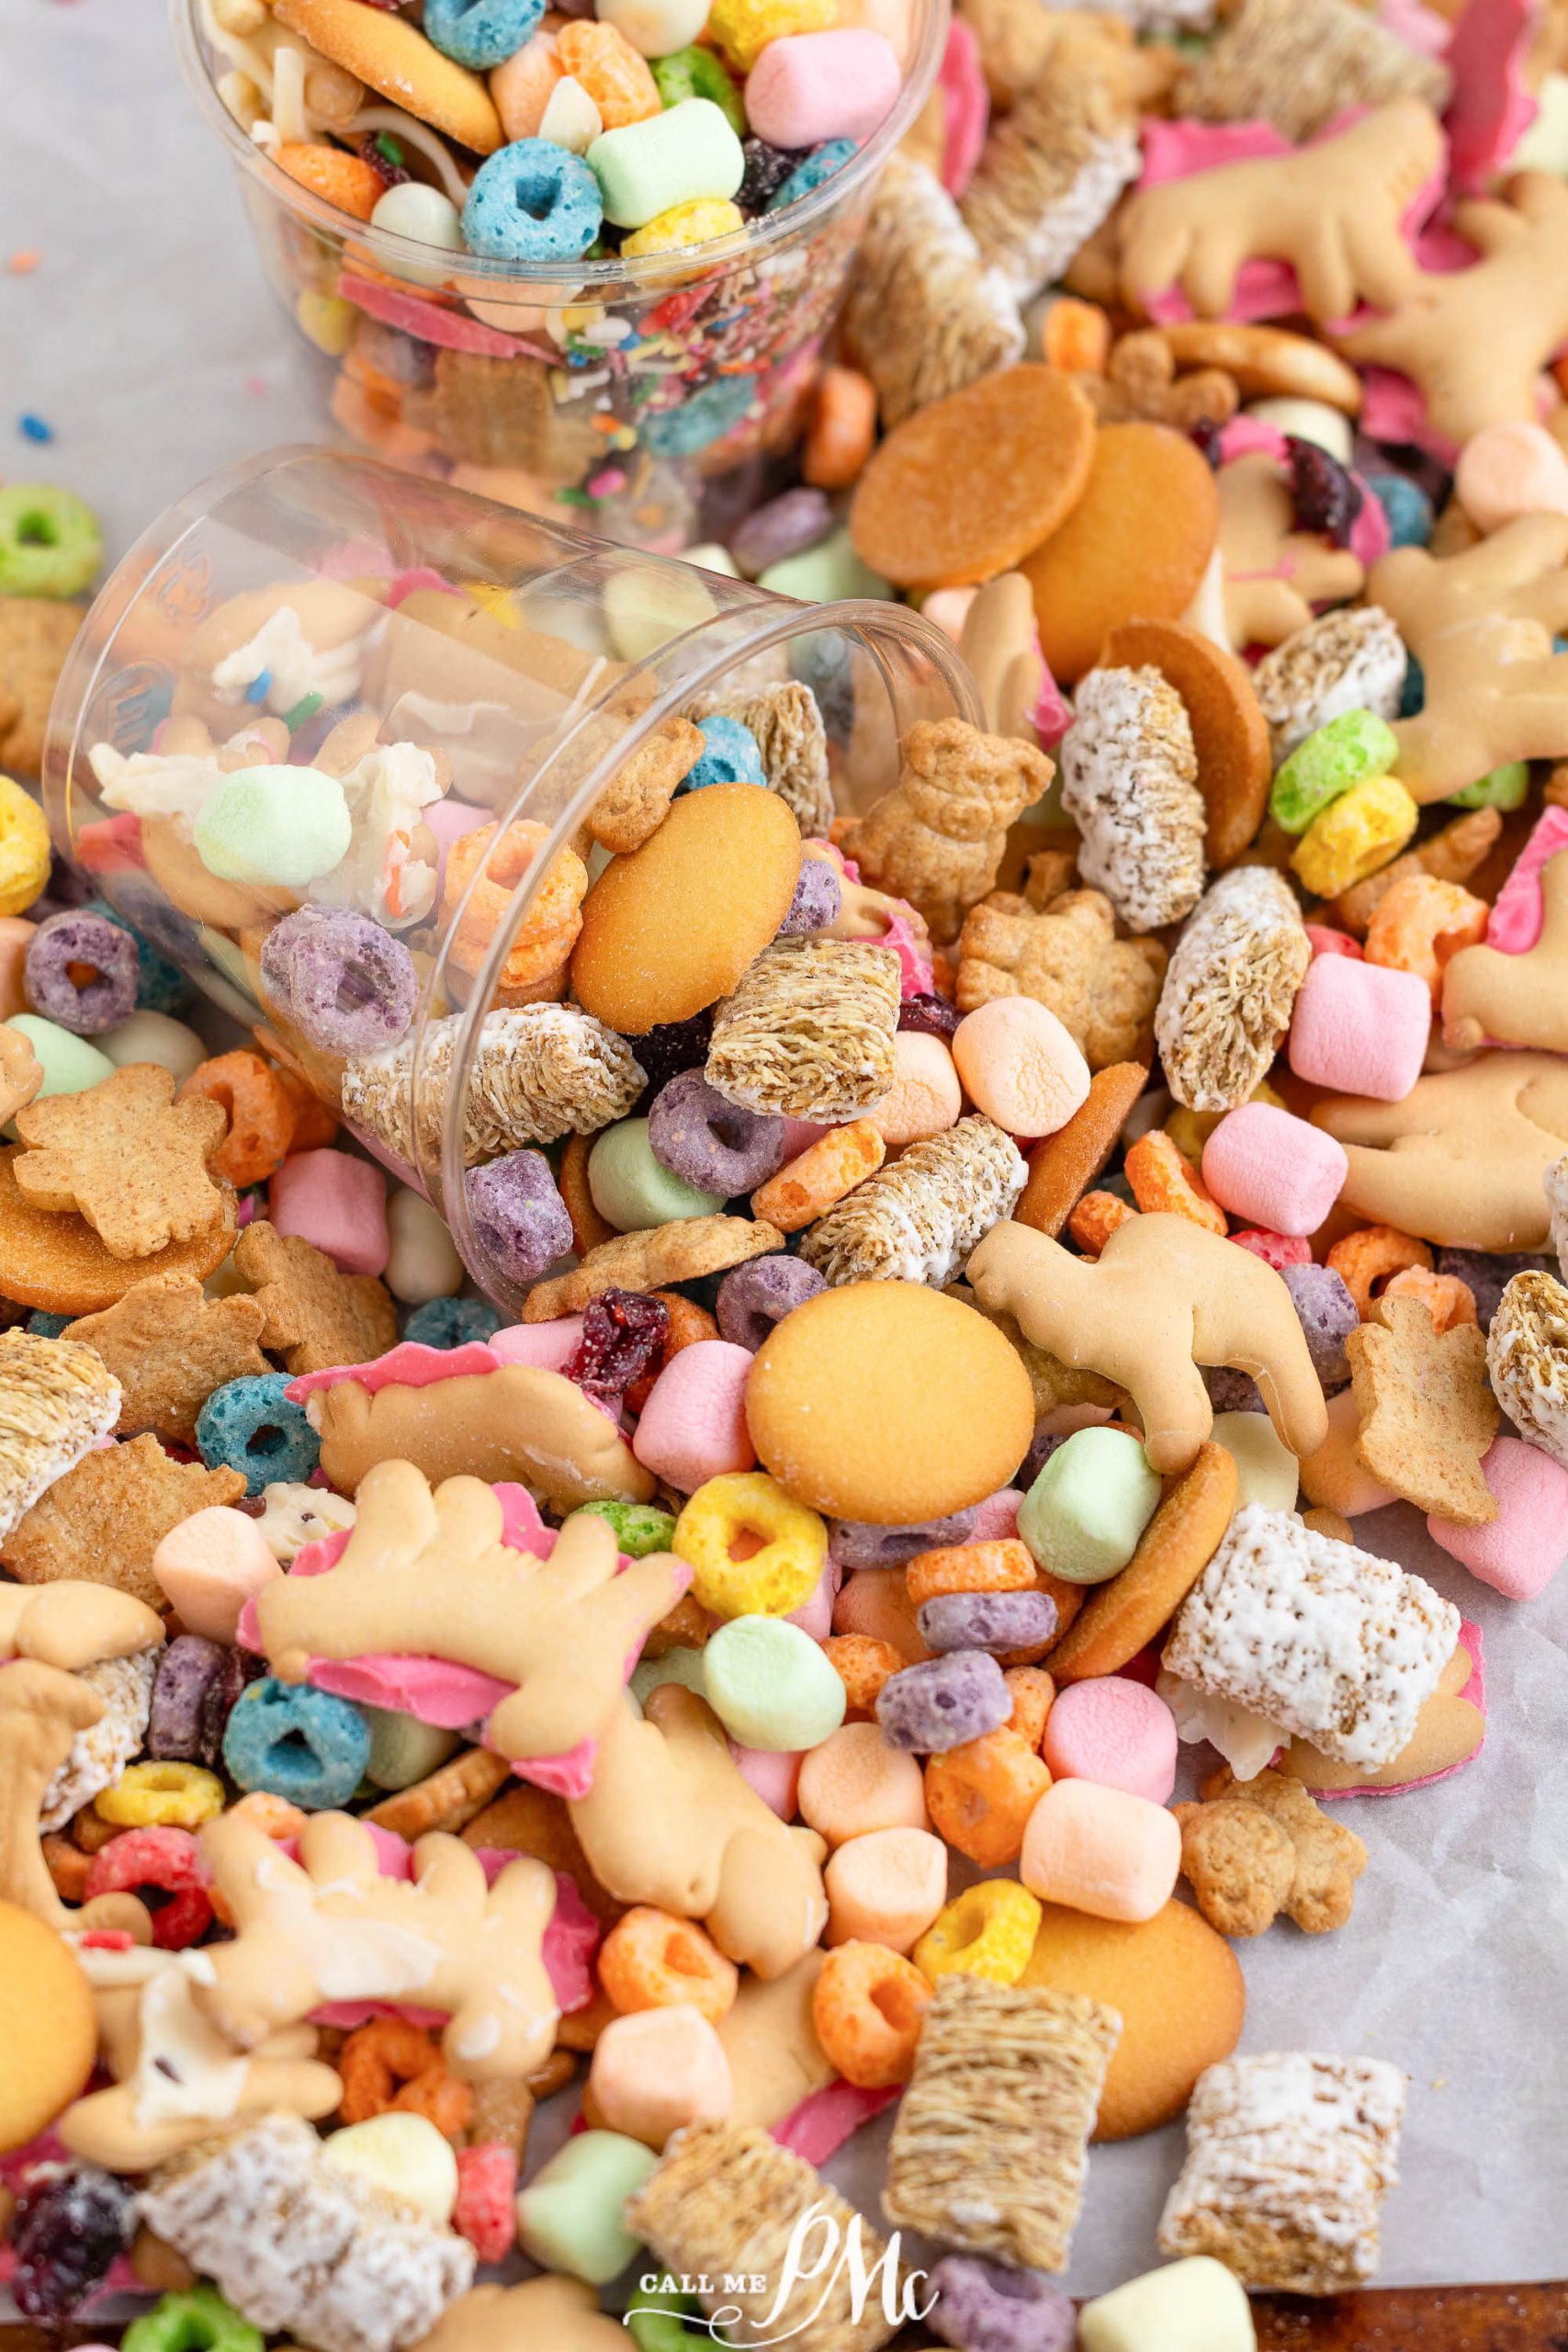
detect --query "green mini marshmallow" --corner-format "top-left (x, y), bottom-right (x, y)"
top-left (758, 528), bottom-right (892, 604)
top-left (192, 763), bottom-right (353, 889)
top-left (514, 2130), bottom-right (659, 2284)
top-left (5, 1013), bottom-right (113, 1100)
top-left (588, 97), bottom-right (744, 230)
top-left (702, 1614), bottom-right (847, 1751)
top-left (362, 1704), bottom-right (459, 1792)
top-left (1269, 709), bottom-right (1398, 835)
top-left (588, 1118), bottom-right (726, 1231)
top-left (1018, 1425), bottom-right (1162, 1585)
top-left (629, 1643), bottom-right (708, 1709)
top-left (1447, 757), bottom-right (1530, 809)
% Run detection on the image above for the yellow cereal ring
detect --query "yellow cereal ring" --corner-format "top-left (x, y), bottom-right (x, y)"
top-left (914, 1880), bottom-right (1043, 1987)
top-left (1291, 773), bottom-right (1419, 899)
top-left (95, 1760), bottom-right (226, 1830)
top-left (0, 776), bottom-right (51, 918)
top-left (706, 0), bottom-right (834, 72)
top-left (622, 199), bottom-right (745, 258)
top-left (673, 1470), bottom-right (828, 1618)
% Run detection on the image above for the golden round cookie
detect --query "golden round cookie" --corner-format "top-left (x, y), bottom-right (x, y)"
top-left (747, 1281), bottom-right (1036, 1523)
top-left (570, 785), bottom-right (801, 1035)
top-left (0, 1899), bottom-right (97, 2153)
top-left (1046, 1440), bottom-right (1237, 1682)
top-left (1021, 423), bottom-right (1220, 684)
top-left (849, 366), bottom-right (1096, 592)
top-left (272, 0), bottom-right (503, 154)
top-left (0, 1148), bottom-right (237, 1316)
top-left (1021, 1896), bottom-right (1245, 2140)
top-left (1158, 322), bottom-right (1363, 414)
top-left (1100, 619), bottom-right (1271, 870)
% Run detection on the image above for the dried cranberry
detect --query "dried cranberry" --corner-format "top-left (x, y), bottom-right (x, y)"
top-left (737, 138), bottom-right (797, 215)
top-left (358, 134), bottom-right (411, 188)
top-left (1188, 417), bottom-right (1224, 469)
top-left (568, 1287), bottom-right (670, 1411)
top-left (898, 991), bottom-right (961, 1040)
top-left (10, 2167), bottom-right (134, 2319)
top-left (197, 1641), bottom-right (265, 1769)
top-left (1286, 435), bottom-right (1362, 549)
top-left (629, 1009), bottom-right (714, 1100)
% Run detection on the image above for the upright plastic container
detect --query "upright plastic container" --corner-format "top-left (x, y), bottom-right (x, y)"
top-left (46, 449), bottom-right (981, 1308)
top-left (172, 0), bottom-right (947, 548)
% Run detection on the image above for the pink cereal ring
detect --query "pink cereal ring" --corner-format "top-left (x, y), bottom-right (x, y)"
top-left (85, 1825), bottom-right (212, 1950)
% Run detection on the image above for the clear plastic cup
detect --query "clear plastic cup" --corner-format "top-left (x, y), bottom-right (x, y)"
top-left (171, 0), bottom-right (947, 548)
top-left (46, 447), bottom-right (982, 1309)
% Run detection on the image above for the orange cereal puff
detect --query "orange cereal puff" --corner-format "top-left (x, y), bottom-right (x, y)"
top-left (1021, 422), bottom-right (1220, 683)
top-left (850, 365), bottom-right (1097, 592)
top-left (273, 141), bottom-right (387, 222)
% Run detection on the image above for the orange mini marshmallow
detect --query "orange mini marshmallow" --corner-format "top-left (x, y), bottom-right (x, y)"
top-left (865, 1029), bottom-right (963, 1152)
top-left (825, 1826), bottom-right (949, 1952)
top-left (1455, 419), bottom-right (1568, 535)
top-left (798, 1721), bottom-right (930, 1846)
top-left (953, 998), bottom-right (1091, 1139)
top-left (586, 2005), bottom-right (732, 2150)
top-left (152, 1505), bottom-right (281, 1642)
top-left (1019, 1777), bottom-right (1180, 1923)
top-left (490, 27), bottom-right (564, 141)
top-left (832, 1569), bottom-right (930, 1665)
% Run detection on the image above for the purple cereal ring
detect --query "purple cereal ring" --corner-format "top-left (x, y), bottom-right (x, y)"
top-left (778, 856), bottom-right (843, 936)
top-left (24, 910), bottom-right (139, 1034)
top-left (1280, 1261), bottom-right (1359, 1393)
top-left (1438, 1247), bottom-right (1555, 1329)
top-left (466, 1148), bottom-right (572, 1288)
top-left (829, 1508), bottom-right (977, 1571)
top-left (1205, 1365), bottom-right (1265, 1414)
top-left (198, 1645), bottom-right (265, 1769)
top-left (929, 2255), bottom-right (1076, 2352)
top-left (716, 1253), bottom-right (826, 1350)
top-left (647, 1068), bottom-right (788, 1196)
top-left (260, 906), bottom-right (417, 1056)
top-left (875, 1650), bottom-right (1011, 1753)
top-left (916, 1590), bottom-right (1057, 1657)
top-left (148, 1634), bottom-right (225, 1762)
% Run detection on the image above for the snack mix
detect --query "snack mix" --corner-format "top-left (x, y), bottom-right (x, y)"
top-left (15, 0), bottom-right (1568, 2330)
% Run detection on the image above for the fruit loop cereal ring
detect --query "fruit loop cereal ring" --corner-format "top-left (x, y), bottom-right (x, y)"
top-left (197, 1372), bottom-right (321, 1497)
top-left (224, 1789), bottom-right (307, 1841)
top-left (811, 1939), bottom-right (931, 2088)
top-left (274, 141), bottom-right (387, 222)
top-left (648, 1069), bottom-right (787, 1197)
top-left (913, 1880), bottom-right (1043, 1987)
top-left (1363, 874), bottom-right (1489, 1006)
top-left (441, 819), bottom-right (589, 994)
top-left (715, 1254), bottom-right (826, 1351)
top-left (338, 2016), bottom-right (474, 2141)
top-left (1124, 1131), bottom-right (1227, 1237)
top-left (424, 0), bottom-right (544, 70)
top-left (1291, 774), bottom-right (1420, 899)
top-left (906, 1537), bottom-right (1036, 1607)
top-left (179, 1051), bottom-right (298, 1187)
top-left (462, 136), bottom-right (605, 263)
top-left (24, 911), bottom-right (140, 1035)
top-left (1326, 1223), bottom-right (1433, 1317)
top-left (750, 1120), bottom-right (886, 1234)
top-left (0, 776), bottom-right (51, 918)
top-left (822, 1634), bottom-right (903, 1716)
top-left (557, 19), bottom-right (660, 123)
top-left (95, 1760), bottom-right (226, 1830)
top-left (924, 1726), bottom-right (1050, 1868)
top-left (673, 1470), bottom-right (828, 1618)
top-left (0, 482), bottom-right (101, 598)
top-left (1269, 709), bottom-right (1398, 836)
top-left (220, 1676), bottom-right (371, 1809)
top-left (707, 0), bottom-right (834, 73)
top-left (120, 2286), bottom-right (262, 2352)
top-left (598, 1906), bottom-right (739, 2024)
top-left (1067, 1191), bottom-right (1137, 1256)
top-left (85, 1825), bottom-right (213, 1950)
top-left (261, 907), bottom-right (418, 1057)
top-left (1004, 1665), bottom-right (1054, 1750)
top-left (623, 198), bottom-right (745, 258)
top-left (1380, 1265), bottom-right (1479, 1331)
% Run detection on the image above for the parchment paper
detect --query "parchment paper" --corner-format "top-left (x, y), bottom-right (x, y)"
top-left (6, 0), bottom-right (1568, 2295)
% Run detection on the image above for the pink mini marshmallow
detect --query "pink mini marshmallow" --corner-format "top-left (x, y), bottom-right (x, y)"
top-left (1303, 922), bottom-right (1362, 960)
top-left (633, 1339), bottom-right (755, 1488)
top-left (1041, 1676), bottom-right (1179, 1805)
top-left (269, 1148), bottom-right (389, 1277)
top-left (831, 1566), bottom-right (929, 1664)
top-left (952, 996), bottom-right (1090, 1138)
top-left (1201, 1102), bottom-right (1348, 1238)
top-left (1287, 954), bottom-right (1430, 1102)
top-left (786, 1556), bottom-right (842, 1641)
top-left (1020, 1777), bottom-right (1181, 1923)
top-left (729, 1740), bottom-right (803, 1819)
top-left (1455, 420), bottom-right (1568, 535)
top-left (152, 1505), bottom-right (281, 1642)
top-left (744, 28), bottom-right (902, 150)
top-left (589, 2005), bottom-right (732, 2150)
top-left (1427, 1434), bottom-right (1568, 1599)
top-left (489, 1315), bottom-right (585, 1375)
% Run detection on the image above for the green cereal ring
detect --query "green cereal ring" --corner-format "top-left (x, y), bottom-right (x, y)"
top-left (0, 484), bottom-right (102, 598)
top-left (1447, 758), bottom-right (1530, 810)
top-left (627, 2273), bottom-right (706, 2350)
top-left (572, 1498), bottom-right (679, 1556)
top-left (120, 2285), bottom-right (265, 2352)
top-left (1269, 708), bottom-right (1399, 836)
top-left (651, 44), bottom-right (746, 132)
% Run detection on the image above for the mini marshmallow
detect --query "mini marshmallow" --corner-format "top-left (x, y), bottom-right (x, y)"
top-left (588, 2006), bottom-right (733, 2149)
top-left (1042, 1677), bottom-right (1179, 1805)
top-left (384, 1188), bottom-right (464, 1305)
top-left (865, 1029), bottom-right (963, 1151)
top-left (1427, 1434), bottom-right (1568, 1599)
top-left (1020, 1776), bottom-right (1181, 1922)
top-left (490, 1315), bottom-right (587, 1375)
top-left (516, 2132), bottom-right (659, 2283)
top-left (1211, 1408), bottom-right (1300, 1513)
top-left (632, 1340), bottom-right (755, 1488)
top-left (825, 1826), bottom-right (949, 1951)
top-left (728, 1741), bottom-right (803, 1819)
top-left (1288, 956), bottom-right (1430, 1102)
top-left (832, 1568), bottom-right (930, 1664)
top-left (952, 997), bottom-right (1091, 1140)
top-left (1201, 1102), bottom-right (1348, 1238)
top-left (321, 2113), bottom-right (457, 2227)
top-left (152, 1505), bottom-right (282, 1642)
top-left (798, 1721), bottom-right (931, 1846)
top-left (1078, 2257), bottom-right (1257, 2352)
top-left (1298, 1386), bottom-right (1397, 1518)
top-left (1455, 419), bottom-right (1568, 536)
top-left (743, 28), bottom-right (902, 150)
top-left (1018, 1427), bottom-right (1162, 1584)
top-left (269, 1147), bottom-right (389, 1277)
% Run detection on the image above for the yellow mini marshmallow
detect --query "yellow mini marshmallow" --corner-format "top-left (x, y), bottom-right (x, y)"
top-left (321, 2112), bottom-right (459, 2227)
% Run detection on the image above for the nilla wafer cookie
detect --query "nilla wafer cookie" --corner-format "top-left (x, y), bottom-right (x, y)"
top-left (273, 0), bottom-right (503, 155)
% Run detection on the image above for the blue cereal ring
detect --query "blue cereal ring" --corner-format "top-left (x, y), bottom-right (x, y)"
top-left (27, 1311), bottom-right (72, 1337)
top-left (402, 1295), bottom-right (503, 1348)
top-left (462, 139), bottom-right (604, 263)
top-left (767, 138), bottom-right (856, 212)
top-left (196, 1373), bottom-right (320, 1497)
top-left (642, 373), bottom-right (757, 457)
top-left (1362, 470), bottom-right (1433, 551)
top-left (424, 0), bottom-right (543, 65)
top-left (221, 1677), bottom-right (371, 1809)
top-left (682, 713), bottom-right (766, 790)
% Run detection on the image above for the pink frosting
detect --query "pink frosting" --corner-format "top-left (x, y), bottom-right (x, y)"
top-left (340, 270), bottom-right (535, 358)
top-left (490, 1316), bottom-right (586, 1375)
top-left (772, 2081), bottom-right (899, 2162)
top-left (1315, 1620), bottom-right (1486, 1797)
top-left (1485, 809), bottom-right (1568, 951)
top-left (1032, 640), bottom-right (1073, 751)
top-left (937, 15), bottom-right (989, 197)
top-left (883, 908), bottom-right (935, 994)
top-left (285, 1338), bottom-right (507, 1407)
top-left (1444, 0), bottom-right (1539, 193)
top-left (1380, 0), bottom-right (1458, 53)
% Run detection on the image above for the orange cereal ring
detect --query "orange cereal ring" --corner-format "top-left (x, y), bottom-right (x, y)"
top-left (1379, 1265), bottom-right (1478, 1332)
top-left (555, 20), bottom-right (660, 123)
top-left (811, 1940), bottom-right (931, 2089)
top-left (338, 2018), bottom-right (472, 2140)
top-left (273, 141), bottom-right (387, 222)
top-left (924, 1726), bottom-right (1050, 1869)
top-left (625, 1292), bottom-right (720, 1415)
top-left (226, 1790), bottom-right (307, 1840)
top-left (179, 1051), bottom-right (296, 1187)
top-left (42, 1831), bottom-right (93, 1905)
top-left (597, 1906), bottom-right (739, 2024)
top-left (803, 367), bottom-right (878, 492)
top-left (1124, 1130), bottom-right (1227, 1235)
top-left (1003, 1665), bottom-right (1054, 1750)
top-left (441, 820), bottom-right (588, 993)
top-left (1067, 1190), bottom-right (1137, 1257)
top-left (1326, 1223), bottom-right (1432, 1317)
top-left (750, 1120), bottom-right (885, 1234)
top-left (1363, 874), bottom-right (1489, 1005)
top-left (822, 1634), bottom-right (903, 1716)
top-left (906, 1537), bottom-right (1035, 1605)
top-left (1042, 296), bottom-right (1111, 375)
